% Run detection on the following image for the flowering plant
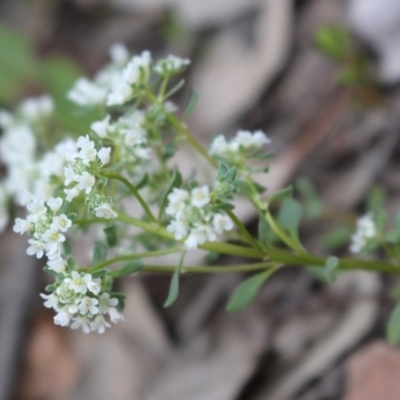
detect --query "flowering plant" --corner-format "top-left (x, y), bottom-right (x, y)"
top-left (1, 44), bottom-right (399, 339)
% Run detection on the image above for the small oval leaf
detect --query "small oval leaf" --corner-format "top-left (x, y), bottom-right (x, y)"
top-left (227, 269), bottom-right (274, 313)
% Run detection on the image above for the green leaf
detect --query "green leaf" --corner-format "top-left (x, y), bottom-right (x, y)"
top-left (258, 211), bottom-right (271, 249)
top-left (135, 173), bottom-right (149, 190)
top-left (91, 269), bottom-right (108, 278)
top-left (158, 169), bottom-right (183, 220)
top-left (233, 179), bottom-right (266, 196)
top-left (92, 241), bottom-right (108, 265)
top-left (103, 224), bottom-right (118, 247)
top-left (226, 269), bottom-right (274, 312)
top-left (45, 284), bottom-right (57, 292)
top-left (268, 186), bottom-right (293, 205)
top-left (66, 256), bottom-right (75, 271)
top-left (209, 203), bottom-right (235, 213)
top-left (253, 151), bottom-right (275, 161)
top-left (59, 201), bottom-right (71, 215)
top-left (307, 256), bottom-right (339, 283)
top-left (112, 260), bottom-right (143, 278)
top-left (183, 89), bottom-right (199, 120)
top-left (63, 241), bottom-right (72, 256)
top-left (43, 267), bottom-right (64, 279)
top-left (165, 79), bottom-right (185, 98)
top-left (278, 198), bottom-right (303, 238)
top-left (322, 226), bottom-right (352, 250)
top-left (387, 303), bottom-right (400, 345)
top-left (314, 25), bottom-right (351, 60)
top-left (164, 252), bottom-right (185, 308)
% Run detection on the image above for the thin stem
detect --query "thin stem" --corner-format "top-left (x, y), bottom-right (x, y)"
top-left (100, 172), bottom-right (156, 222)
top-left (226, 209), bottom-right (263, 253)
top-left (167, 113), bottom-right (218, 168)
top-left (117, 212), bottom-right (264, 259)
top-left (141, 261), bottom-right (276, 274)
top-left (265, 211), bottom-right (304, 253)
top-left (89, 246), bottom-right (183, 272)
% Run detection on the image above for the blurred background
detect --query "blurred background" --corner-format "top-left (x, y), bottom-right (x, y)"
top-left (1, 0), bottom-right (400, 399)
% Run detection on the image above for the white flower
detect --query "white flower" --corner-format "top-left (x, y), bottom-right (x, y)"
top-left (191, 186), bottom-right (210, 209)
top-left (87, 278), bottom-right (101, 295)
top-left (71, 316), bottom-right (91, 333)
top-left (51, 214), bottom-right (72, 232)
top-left (42, 227), bottom-right (66, 245)
top-left (46, 243), bottom-right (62, 260)
top-left (67, 77), bottom-right (107, 106)
top-left (75, 172), bottom-right (96, 194)
top-left (350, 213), bottom-right (376, 253)
top-left (64, 187), bottom-right (81, 202)
top-left (94, 202), bottom-right (118, 219)
top-left (108, 307), bottom-right (124, 323)
top-left (68, 271), bottom-right (91, 294)
top-left (0, 109), bottom-right (13, 128)
top-left (13, 218), bottom-right (32, 234)
top-left (109, 42), bottom-right (129, 65)
top-left (155, 55), bottom-right (190, 75)
top-left (90, 314), bottom-right (111, 334)
top-left (97, 147), bottom-right (111, 165)
top-left (166, 188), bottom-right (189, 216)
top-left (133, 147), bottom-right (152, 159)
top-left (98, 293), bottom-right (118, 313)
top-left (212, 213), bottom-right (234, 234)
top-left (79, 297), bottom-right (99, 315)
top-left (47, 257), bottom-right (66, 274)
top-left (167, 219), bottom-right (189, 240)
top-left (124, 129), bottom-right (146, 146)
top-left (106, 51), bottom-right (151, 106)
top-left (64, 165), bottom-right (77, 186)
top-left (55, 139), bottom-right (78, 163)
top-left (210, 135), bottom-right (229, 157)
top-left (40, 292), bottom-right (59, 309)
top-left (27, 198), bottom-right (46, 217)
top-left (106, 79), bottom-right (133, 106)
top-left (91, 116), bottom-right (111, 138)
top-left (54, 310), bottom-right (71, 327)
top-left (27, 239), bottom-right (45, 258)
top-left (20, 95), bottom-right (54, 120)
top-left (77, 135), bottom-right (97, 164)
top-left (47, 197), bottom-right (63, 212)
top-left (235, 130), bottom-right (270, 148)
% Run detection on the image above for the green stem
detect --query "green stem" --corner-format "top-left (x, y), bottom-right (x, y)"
top-left (265, 211), bottom-right (304, 253)
top-left (89, 246), bottom-right (182, 272)
top-left (226, 209), bottom-right (263, 253)
top-left (167, 113), bottom-right (217, 168)
top-left (140, 261), bottom-right (276, 274)
top-left (100, 172), bottom-right (156, 222)
top-left (117, 212), bottom-right (263, 259)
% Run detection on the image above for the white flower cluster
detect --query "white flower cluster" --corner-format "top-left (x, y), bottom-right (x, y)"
top-left (91, 111), bottom-right (151, 161)
top-left (13, 196), bottom-right (71, 260)
top-left (0, 95), bottom-right (55, 225)
top-left (210, 130), bottom-right (271, 162)
top-left (67, 44), bottom-right (190, 108)
top-left (166, 186), bottom-right (234, 249)
top-left (41, 271), bottom-right (123, 334)
top-left (62, 135), bottom-right (116, 218)
top-left (350, 213), bottom-right (376, 253)
top-left (154, 55), bottom-right (190, 75)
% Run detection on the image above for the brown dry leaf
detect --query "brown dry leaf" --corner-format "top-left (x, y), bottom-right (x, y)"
top-left (17, 314), bottom-right (79, 400)
top-left (344, 341), bottom-right (400, 400)
top-left (111, 0), bottom-right (260, 29)
top-left (140, 311), bottom-right (269, 400)
top-left (191, 0), bottom-right (293, 133)
top-left (256, 272), bottom-right (380, 400)
top-left (65, 279), bottom-right (170, 400)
